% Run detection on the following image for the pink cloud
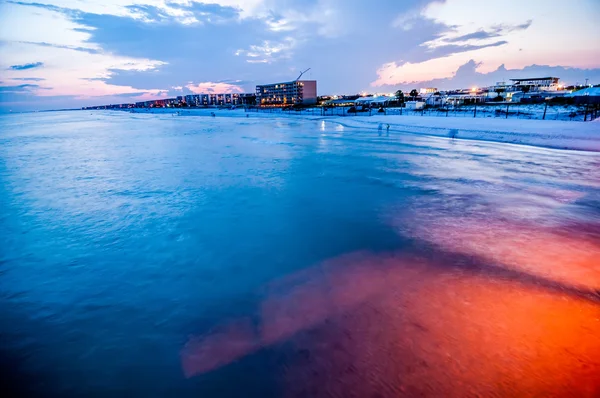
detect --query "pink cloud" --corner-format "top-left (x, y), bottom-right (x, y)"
top-left (132, 91), bottom-right (169, 101)
top-left (185, 81), bottom-right (244, 94)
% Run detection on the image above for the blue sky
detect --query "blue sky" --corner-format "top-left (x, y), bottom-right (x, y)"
top-left (0, 0), bottom-right (599, 111)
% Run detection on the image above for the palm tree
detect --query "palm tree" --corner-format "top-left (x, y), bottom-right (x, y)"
top-left (409, 89), bottom-right (418, 100)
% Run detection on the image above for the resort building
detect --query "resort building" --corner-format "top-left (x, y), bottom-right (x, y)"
top-left (509, 77), bottom-right (560, 92)
top-left (256, 80), bottom-right (317, 106)
top-left (182, 93), bottom-right (255, 107)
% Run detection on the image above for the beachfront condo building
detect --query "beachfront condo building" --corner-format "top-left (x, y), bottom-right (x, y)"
top-left (256, 80), bottom-right (317, 106)
top-left (183, 93), bottom-right (255, 107)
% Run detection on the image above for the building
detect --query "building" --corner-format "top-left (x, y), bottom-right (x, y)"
top-left (184, 94), bottom-right (198, 106)
top-left (445, 93), bottom-right (487, 106)
top-left (419, 87), bottom-right (438, 95)
top-left (323, 98), bottom-right (357, 107)
top-left (510, 77), bottom-right (560, 92)
top-left (424, 94), bottom-right (444, 106)
top-left (405, 101), bottom-right (426, 110)
top-left (256, 80), bottom-right (317, 106)
top-left (483, 81), bottom-right (519, 101)
top-left (354, 95), bottom-right (393, 108)
top-left (181, 93), bottom-right (255, 107)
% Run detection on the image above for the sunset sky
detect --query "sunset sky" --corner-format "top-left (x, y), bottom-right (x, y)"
top-left (1, 0), bottom-right (599, 110)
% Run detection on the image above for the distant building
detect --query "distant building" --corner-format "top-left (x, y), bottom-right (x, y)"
top-left (445, 93), bottom-right (486, 106)
top-left (354, 95), bottom-right (393, 108)
top-left (419, 87), bottom-right (438, 95)
top-left (180, 93), bottom-right (255, 107)
top-left (323, 98), bottom-right (357, 107)
top-left (405, 101), bottom-right (426, 110)
top-left (484, 81), bottom-right (516, 101)
top-left (185, 95), bottom-right (197, 106)
top-left (510, 77), bottom-right (560, 92)
top-left (425, 94), bottom-right (444, 106)
top-left (256, 80), bottom-right (317, 106)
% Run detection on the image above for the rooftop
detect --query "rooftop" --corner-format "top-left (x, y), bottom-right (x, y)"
top-left (257, 80), bottom-right (316, 86)
top-left (510, 77), bottom-right (558, 82)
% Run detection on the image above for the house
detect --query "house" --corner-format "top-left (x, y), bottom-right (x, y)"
top-left (405, 101), bottom-right (426, 110)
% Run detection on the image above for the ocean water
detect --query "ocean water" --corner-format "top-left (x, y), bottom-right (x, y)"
top-left (1, 110), bottom-right (599, 397)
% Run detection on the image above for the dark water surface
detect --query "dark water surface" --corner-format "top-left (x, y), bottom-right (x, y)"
top-left (1, 111), bottom-right (599, 397)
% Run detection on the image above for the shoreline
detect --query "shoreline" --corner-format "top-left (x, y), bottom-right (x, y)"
top-left (125, 107), bottom-right (600, 153)
top-left (9, 107), bottom-right (600, 152)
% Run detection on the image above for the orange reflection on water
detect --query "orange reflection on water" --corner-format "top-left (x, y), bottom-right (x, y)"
top-left (281, 256), bottom-right (600, 397)
top-left (407, 215), bottom-right (600, 290)
top-left (182, 217), bottom-right (600, 396)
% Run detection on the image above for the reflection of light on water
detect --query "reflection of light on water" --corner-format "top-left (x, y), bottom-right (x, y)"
top-left (282, 260), bottom-right (600, 397)
top-left (177, 126), bottom-right (600, 395)
top-left (404, 214), bottom-right (600, 290)
top-left (181, 246), bottom-right (600, 396)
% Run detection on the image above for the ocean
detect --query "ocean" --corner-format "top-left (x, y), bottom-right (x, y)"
top-left (1, 110), bottom-right (599, 397)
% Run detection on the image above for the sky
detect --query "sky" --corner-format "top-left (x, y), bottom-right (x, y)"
top-left (0, 0), bottom-right (599, 111)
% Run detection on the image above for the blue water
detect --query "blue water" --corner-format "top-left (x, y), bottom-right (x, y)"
top-left (1, 111), bottom-right (599, 397)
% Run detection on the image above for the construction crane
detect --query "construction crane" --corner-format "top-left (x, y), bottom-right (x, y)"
top-left (295, 68), bottom-right (311, 81)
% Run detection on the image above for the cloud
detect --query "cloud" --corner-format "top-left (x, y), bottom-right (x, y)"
top-left (429, 20), bottom-right (532, 47)
top-left (132, 90), bottom-right (169, 101)
top-left (0, 83), bottom-right (40, 92)
top-left (391, 8), bottom-right (426, 31)
top-left (417, 40), bottom-right (508, 63)
top-left (9, 61), bottom-right (44, 70)
top-left (235, 37), bottom-right (296, 63)
top-left (1, 41), bottom-right (167, 96)
top-left (185, 81), bottom-right (244, 94)
top-left (373, 59), bottom-right (600, 91)
top-left (0, 2), bottom-right (167, 100)
top-left (123, 4), bottom-right (199, 25)
top-left (11, 77), bottom-right (46, 81)
top-left (444, 30), bottom-right (499, 43)
top-left (2, 0), bottom-right (599, 111)
top-left (1, 2), bottom-right (100, 50)
top-left (12, 40), bottom-right (101, 54)
top-left (372, 0), bottom-right (599, 88)
top-left (9, 0), bottom-right (265, 24)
